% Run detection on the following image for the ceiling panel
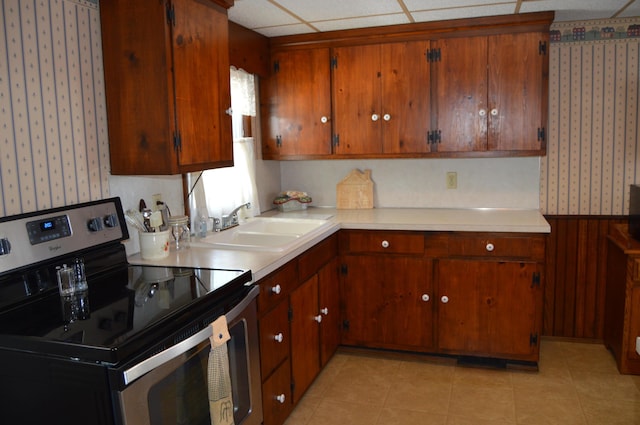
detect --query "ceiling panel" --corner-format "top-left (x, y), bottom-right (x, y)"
top-left (411, 4), bottom-right (518, 23)
top-left (229, 0), bottom-right (639, 37)
top-left (276, 0), bottom-right (406, 22)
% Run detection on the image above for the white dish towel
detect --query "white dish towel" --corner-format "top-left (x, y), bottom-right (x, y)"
top-left (208, 315), bottom-right (234, 425)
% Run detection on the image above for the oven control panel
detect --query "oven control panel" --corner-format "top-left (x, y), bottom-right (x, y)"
top-left (0, 197), bottom-right (129, 275)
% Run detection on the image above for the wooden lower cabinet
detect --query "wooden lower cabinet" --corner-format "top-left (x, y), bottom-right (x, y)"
top-left (290, 275), bottom-right (321, 403)
top-left (339, 229), bottom-right (545, 363)
top-left (257, 234), bottom-right (339, 425)
top-left (437, 259), bottom-right (542, 361)
top-left (341, 255), bottom-right (434, 350)
top-left (604, 225), bottom-right (640, 374)
top-left (262, 358), bottom-right (292, 425)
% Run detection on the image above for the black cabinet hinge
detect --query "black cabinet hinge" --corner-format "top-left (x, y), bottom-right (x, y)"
top-left (342, 320), bottom-right (350, 330)
top-left (539, 41), bottom-right (547, 56)
top-left (331, 56), bottom-right (338, 69)
top-left (426, 48), bottom-right (441, 62)
top-left (173, 130), bottom-right (181, 151)
top-left (340, 264), bottom-right (348, 275)
top-left (288, 307), bottom-right (293, 322)
top-left (530, 333), bottom-right (539, 346)
top-left (531, 271), bottom-right (541, 288)
top-left (166, 3), bottom-right (175, 26)
top-left (273, 60), bottom-right (280, 73)
top-left (276, 135), bottom-right (282, 147)
top-left (537, 127), bottom-right (546, 142)
top-left (332, 134), bottom-right (340, 147)
top-left (427, 130), bottom-right (441, 144)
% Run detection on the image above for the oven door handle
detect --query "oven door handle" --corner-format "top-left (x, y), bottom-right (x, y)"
top-left (122, 284), bottom-right (259, 386)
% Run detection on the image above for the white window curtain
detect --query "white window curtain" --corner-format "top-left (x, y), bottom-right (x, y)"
top-left (189, 67), bottom-right (260, 227)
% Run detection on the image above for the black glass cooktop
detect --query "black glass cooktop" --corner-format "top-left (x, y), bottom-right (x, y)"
top-left (0, 264), bottom-right (251, 364)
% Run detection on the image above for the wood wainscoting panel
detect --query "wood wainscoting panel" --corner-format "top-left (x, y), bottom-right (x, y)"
top-left (544, 216), bottom-right (626, 339)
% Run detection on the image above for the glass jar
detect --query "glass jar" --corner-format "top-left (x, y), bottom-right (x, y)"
top-left (167, 215), bottom-right (190, 251)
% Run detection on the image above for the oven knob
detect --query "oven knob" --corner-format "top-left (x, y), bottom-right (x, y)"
top-left (104, 213), bottom-right (119, 228)
top-left (87, 217), bottom-right (103, 232)
top-left (0, 238), bottom-right (11, 256)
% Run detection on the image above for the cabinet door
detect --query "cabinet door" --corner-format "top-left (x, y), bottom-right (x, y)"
top-left (318, 258), bottom-right (340, 367)
top-left (380, 41), bottom-right (432, 154)
top-left (289, 275), bottom-right (320, 403)
top-left (487, 32), bottom-right (547, 152)
top-left (259, 301), bottom-right (290, 380)
top-left (100, 0), bottom-right (233, 174)
top-left (261, 48), bottom-right (332, 158)
top-left (332, 44), bottom-right (383, 155)
top-left (437, 259), bottom-right (541, 359)
top-left (341, 255), bottom-right (434, 350)
top-left (262, 358), bottom-right (292, 425)
top-left (172, 0), bottom-right (233, 170)
top-left (434, 36), bottom-right (487, 152)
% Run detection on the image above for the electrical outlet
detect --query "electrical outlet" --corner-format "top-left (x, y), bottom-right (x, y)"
top-left (151, 193), bottom-right (163, 211)
top-left (446, 172), bottom-right (457, 189)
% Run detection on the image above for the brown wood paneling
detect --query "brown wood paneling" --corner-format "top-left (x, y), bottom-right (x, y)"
top-left (543, 216), bottom-right (626, 339)
top-left (228, 21), bottom-right (270, 77)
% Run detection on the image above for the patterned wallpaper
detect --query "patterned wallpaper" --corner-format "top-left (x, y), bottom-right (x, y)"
top-left (0, 0), bottom-right (109, 217)
top-left (541, 17), bottom-right (640, 216)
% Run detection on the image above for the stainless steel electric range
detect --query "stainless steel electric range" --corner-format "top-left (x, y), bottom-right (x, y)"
top-left (0, 198), bottom-right (262, 425)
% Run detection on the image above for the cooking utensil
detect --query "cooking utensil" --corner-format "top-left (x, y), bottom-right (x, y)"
top-left (125, 209), bottom-right (147, 233)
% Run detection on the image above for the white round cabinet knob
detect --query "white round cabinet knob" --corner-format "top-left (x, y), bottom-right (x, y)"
top-left (271, 284), bottom-right (281, 295)
top-left (274, 333), bottom-right (284, 343)
top-left (276, 394), bottom-right (286, 404)
top-left (441, 296), bottom-right (449, 304)
top-left (479, 109), bottom-right (486, 117)
top-left (383, 113), bottom-right (391, 121)
top-left (486, 243), bottom-right (495, 252)
top-left (491, 108), bottom-right (498, 116)
top-left (320, 116), bottom-right (329, 123)
top-left (371, 114), bottom-right (379, 121)
top-left (421, 294), bottom-right (430, 302)
top-left (381, 240), bottom-right (390, 248)
top-left (321, 307), bottom-right (329, 315)
top-left (314, 315), bottom-right (323, 323)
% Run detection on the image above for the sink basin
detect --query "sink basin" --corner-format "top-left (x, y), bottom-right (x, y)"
top-left (191, 217), bottom-right (334, 251)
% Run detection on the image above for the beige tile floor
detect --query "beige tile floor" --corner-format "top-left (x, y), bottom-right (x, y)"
top-left (284, 339), bottom-right (640, 425)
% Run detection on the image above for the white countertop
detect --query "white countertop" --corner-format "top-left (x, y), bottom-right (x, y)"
top-left (127, 207), bottom-right (549, 281)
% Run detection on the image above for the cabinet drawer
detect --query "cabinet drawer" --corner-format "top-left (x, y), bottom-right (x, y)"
top-left (298, 234), bottom-right (337, 282)
top-left (262, 358), bottom-right (293, 425)
top-left (259, 301), bottom-right (290, 380)
top-left (446, 234), bottom-right (545, 260)
top-left (258, 261), bottom-right (298, 315)
top-left (339, 230), bottom-right (424, 255)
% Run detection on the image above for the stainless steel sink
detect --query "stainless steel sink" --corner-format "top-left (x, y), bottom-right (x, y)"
top-left (190, 217), bottom-right (334, 251)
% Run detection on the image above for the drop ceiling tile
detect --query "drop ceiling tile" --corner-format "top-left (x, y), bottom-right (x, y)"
top-left (228, 0), bottom-right (299, 30)
top-left (411, 4), bottom-right (516, 23)
top-left (520, 0), bottom-right (629, 18)
top-left (312, 14), bottom-right (411, 32)
top-left (274, 0), bottom-right (405, 22)
top-left (404, 0), bottom-right (516, 12)
top-left (255, 24), bottom-right (318, 37)
top-left (619, 3), bottom-right (640, 17)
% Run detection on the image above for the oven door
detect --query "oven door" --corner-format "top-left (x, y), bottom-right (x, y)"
top-left (117, 285), bottom-right (262, 425)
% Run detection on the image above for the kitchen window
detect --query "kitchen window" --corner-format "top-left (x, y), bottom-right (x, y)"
top-left (187, 67), bottom-right (261, 228)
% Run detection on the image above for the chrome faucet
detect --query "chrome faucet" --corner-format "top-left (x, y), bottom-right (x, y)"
top-left (213, 202), bottom-right (251, 232)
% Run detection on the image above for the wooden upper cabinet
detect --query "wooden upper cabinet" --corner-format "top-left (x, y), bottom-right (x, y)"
top-left (260, 48), bottom-right (332, 159)
top-left (332, 41), bottom-right (431, 155)
top-left (100, 0), bottom-right (233, 175)
top-left (433, 32), bottom-right (548, 155)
